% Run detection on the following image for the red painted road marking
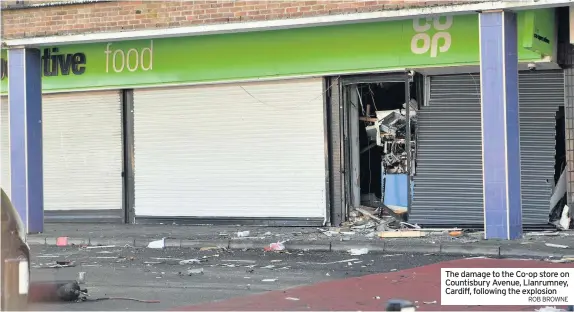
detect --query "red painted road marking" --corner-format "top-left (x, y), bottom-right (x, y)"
top-left (174, 258), bottom-right (574, 311)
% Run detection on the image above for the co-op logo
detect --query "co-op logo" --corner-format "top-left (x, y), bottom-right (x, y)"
top-left (410, 16), bottom-right (453, 58)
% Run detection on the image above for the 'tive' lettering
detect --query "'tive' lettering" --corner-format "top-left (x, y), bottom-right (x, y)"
top-left (42, 48), bottom-right (86, 77)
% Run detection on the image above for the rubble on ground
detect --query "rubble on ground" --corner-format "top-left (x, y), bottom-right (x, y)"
top-left (327, 206), bottom-right (479, 242)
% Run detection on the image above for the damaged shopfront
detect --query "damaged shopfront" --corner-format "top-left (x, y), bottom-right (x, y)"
top-left (0, 8), bottom-right (565, 228)
top-left (330, 8), bottom-right (567, 229)
top-left (334, 70), bottom-right (565, 229)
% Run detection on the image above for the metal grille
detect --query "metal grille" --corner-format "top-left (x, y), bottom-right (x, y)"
top-left (519, 70), bottom-right (563, 225)
top-left (411, 74), bottom-right (483, 225)
top-left (410, 71), bottom-right (563, 226)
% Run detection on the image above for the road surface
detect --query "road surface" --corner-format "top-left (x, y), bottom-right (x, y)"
top-left (29, 245), bottom-right (460, 310)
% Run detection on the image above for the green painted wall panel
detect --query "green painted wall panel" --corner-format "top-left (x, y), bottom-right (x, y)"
top-left (0, 10), bottom-right (554, 93)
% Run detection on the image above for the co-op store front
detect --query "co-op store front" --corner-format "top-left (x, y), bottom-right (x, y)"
top-left (0, 8), bottom-right (563, 228)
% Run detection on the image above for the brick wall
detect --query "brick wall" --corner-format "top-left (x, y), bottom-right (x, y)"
top-left (2, 0), bottom-right (480, 39)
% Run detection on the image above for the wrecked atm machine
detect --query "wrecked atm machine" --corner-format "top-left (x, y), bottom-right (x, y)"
top-left (360, 96), bottom-right (417, 220)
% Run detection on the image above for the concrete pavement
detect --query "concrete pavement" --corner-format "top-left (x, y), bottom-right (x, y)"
top-left (28, 223), bottom-right (574, 259)
top-left (175, 257), bottom-right (574, 311)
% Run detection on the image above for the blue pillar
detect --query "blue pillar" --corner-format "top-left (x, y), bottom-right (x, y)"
top-left (479, 10), bottom-right (522, 240)
top-left (8, 48), bottom-right (44, 234)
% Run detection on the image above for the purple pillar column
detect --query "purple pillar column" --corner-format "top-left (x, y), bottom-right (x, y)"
top-left (479, 10), bottom-right (522, 240)
top-left (8, 48), bottom-right (44, 233)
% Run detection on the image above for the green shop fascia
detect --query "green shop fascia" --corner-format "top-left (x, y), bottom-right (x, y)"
top-left (0, 9), bottom-right (556, 95)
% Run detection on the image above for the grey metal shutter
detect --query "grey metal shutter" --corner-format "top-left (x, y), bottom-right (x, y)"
top-left (519, 70), bottom-right (564, 225)
top-left (410, 70), bottom-right (563, 226)
top-left (410, 74), bottom-right (483, 226)
top-left (133, 78), bottom-right (327, 222)
top-left (1, 96), bottom-right (10, 199)
top-left (42, 91), bottom-right (124, 222)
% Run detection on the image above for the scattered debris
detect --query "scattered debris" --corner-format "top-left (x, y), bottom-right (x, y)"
top-left (77, 272), bottom-right (86, 284)
top-left (348, 248), bottom-right (369, 256)
top-left (263, 231), bottom-right (273, 236)
top-left (546, 258), bottom-right (574, 263)
top-left (423, 300), bottom-right (437, 304)
top-left (42, 260), bottom-right (76, 269)
top-left (56, 237), bottom-right (69, 247)
top-left (448, 230), bottom-right (464, 237)
top-left (261, 265), bottom-right (276, 269)
top-left (85, 245), bottom-right (116, 249)
top-left (147, 238), bottom-right (166, 249)
top-left (326, 272), bottom-right (330, 276)
top-left (352, 223), bottom-right (376, 230)
top-left (560, 205), bottom-right (571, 230)
top-left (374, 296), bottom-right (381, 300)
top-left (463, 239), bottom-right (479, 244)
top-left (87, 297), bottom-right (160, 303)
top-left (222, 259), bottom-right (256, 264)
top-left (365, 231), bottom-right (376, 238)
top-left (341, 231), bottom-right (356, 235)
top-left (285, 297), bottom-right (300, 301)
top-left (236, 231), bottom-right (251, 238)
top-left (545, 243), bottom-right (569, 249)
top-left (379, 231), bottom-right (426, 238)
top-left (186, 268), bottom-right (204, 275)
top-left (264, 242), bottom-right (286, 252)
top-left (270, 260), bottom-right (283, 263)
top-left (179, 259), bottom-right (203, 265)
top-left (262, 278), bottom-right (278, 282)
top-left (318, 228), bottom-right (338, 237)
top-left (143, 261), bottom-right (162, 265)
top-left (315, 258), bottom-right (359, 265)
top-left (526, 231), bottom-right (560, 237)
top-left (57, 260), bottom-right (74, 266)
top-left (399, 222), bottom-right (421, 229)
top-left (355, 207), bottom-right (384, 223)
top-left (199, 246), bottom-right (220, 251)
top-left (152, 257), bottom-right (183, 261)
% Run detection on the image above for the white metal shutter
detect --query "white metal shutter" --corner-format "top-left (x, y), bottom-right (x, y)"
top-left (1, 96), bottom-right (10, 198)
top-left (133, 78), bottom-right (327, 218)
top-left (43, 91), bottom-right (123, 212)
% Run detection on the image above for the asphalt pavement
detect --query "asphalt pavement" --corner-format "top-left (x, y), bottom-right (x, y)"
top-left (28, 245), bottom-right (461, 311)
